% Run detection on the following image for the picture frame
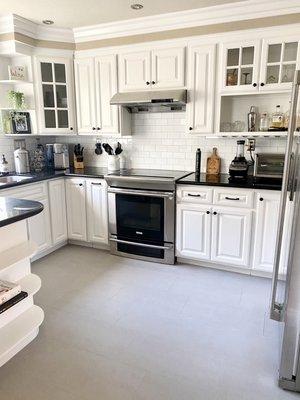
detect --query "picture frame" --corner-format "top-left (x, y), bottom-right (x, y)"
top-left (8, 66), bottom-right (26, 81)
top-left (11, 112), bottom-right (31, 134)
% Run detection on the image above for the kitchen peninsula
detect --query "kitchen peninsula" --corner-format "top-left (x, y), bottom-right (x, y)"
top-left (0, 197), bottom-right (44, 367)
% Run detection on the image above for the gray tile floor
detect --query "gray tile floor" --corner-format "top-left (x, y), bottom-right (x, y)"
top-left (0, 244), bottom-right (299, 399)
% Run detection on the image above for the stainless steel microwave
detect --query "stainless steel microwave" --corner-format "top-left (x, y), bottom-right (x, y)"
top-left (254, 153), bottom-right (285, 178)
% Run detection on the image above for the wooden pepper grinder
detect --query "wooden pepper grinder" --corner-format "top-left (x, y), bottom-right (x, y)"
top-left (206, 147), bottom-right (221, 175)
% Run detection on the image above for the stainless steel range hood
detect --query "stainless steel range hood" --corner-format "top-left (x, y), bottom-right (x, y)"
top-left (110, 89), bottom-right (187, 113)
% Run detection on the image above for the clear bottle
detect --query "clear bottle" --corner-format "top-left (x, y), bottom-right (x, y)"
top-left (270, 105), bottom-right (284, 130)
top-left (259, 112), bottom-right (269, 131)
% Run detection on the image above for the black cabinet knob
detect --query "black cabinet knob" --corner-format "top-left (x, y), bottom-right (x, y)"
top-left (206, 211), bottom-right (210, 214)
top-left (189, 127), bottom-right (193, 131)
top-left (213, 211), bottom-right (217, 215)
top-left (259, 197), bottom-right (264, 201)
top-left (79, 183), bottom-right (83, 187)
top-left (260, 83), bottom-right (265, 87)
top-left (97, 127), bottom-right (100, 130)
top-left (151, 81), bottom-right (155, 85)
top-left (70, 127), bottom-right (73, 131)
top-left (253, 83), bottom-right (257, 87)
top-left (146, 81), bottom-right (150, 85)
top-left (92, 127), bottom-right (96, 130)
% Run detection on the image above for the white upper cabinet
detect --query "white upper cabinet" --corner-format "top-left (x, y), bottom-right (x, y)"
top-left (94, 55), bottom-right (119, 133)
top-left (118, 50), bottom-right (151, 91)
top-left (35, 56), bottom-right (75, 134)
top-left (118, 46), bottom-right (186, 91)
top-left (260, 37), bottom-right (300, 92)
top-left (151, 47), bottom-right (185, 89)
top-left (187, 44), bottom-right (215, 133)
top-left (220, 40), bottom-right (261, 93)
top-left (74, 58), bottom-right (96, 133)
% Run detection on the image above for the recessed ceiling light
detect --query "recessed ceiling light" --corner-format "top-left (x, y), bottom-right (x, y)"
top-left (42, 19), bottom-right (54, 25)
top-left (131, 4), bottom-right (143, 10)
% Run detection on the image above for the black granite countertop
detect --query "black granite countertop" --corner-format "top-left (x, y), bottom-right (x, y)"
top-left (0, 197), bottom-right (43, 228)
top-left (0, 167), bottom-right (108, 190)
top-left (177, 173), bottom-right (282, 191)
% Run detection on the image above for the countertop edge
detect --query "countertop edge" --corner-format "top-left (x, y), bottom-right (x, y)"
top-left (0, 198), bottom-right (44, 228)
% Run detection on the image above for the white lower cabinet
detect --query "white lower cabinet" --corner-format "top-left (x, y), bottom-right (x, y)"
top-left (86, 179), bottom-right (108, 244)
top-left (211, 207), bottom-right (252, 267)
top-left (48, 179), bottom-right (68, 245)
top-left (65, 178), bottom-right (87, 241)
top-left (27, 197), bottom-right (52, 254)
top-left (176, 204), bottom-right (211, 260)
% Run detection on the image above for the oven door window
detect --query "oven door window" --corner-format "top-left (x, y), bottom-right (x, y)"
top-left (116, 193), bottom-right (164, 242)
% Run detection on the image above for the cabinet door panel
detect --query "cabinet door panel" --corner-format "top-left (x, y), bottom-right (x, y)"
top-left (66, 179), bottom-right (87, 241)
top-left (86, 180), bottom-right (108, 244)
top-left (220, 40), bottom-right (260, 93)
top-left (211, 207), bottom-right (252, 267)
top-left (48, 179), bottom-right (67, 245)
top-left (74, 58), bottom-right (96, 133)
top-left (95, 55), bottom-right (119, 133)
top-left (176, 204), bottom-right (211, 260)
top-left (252, 192), bottom-right (280, 272)
top-left (187, 44), bottom-right (215, 133)
top-left (27, 198), bottom-right (52, 253)
top-left (118, 51), bottom-right (151, 91)
top-left (151, 47), bottom-right (185, 88)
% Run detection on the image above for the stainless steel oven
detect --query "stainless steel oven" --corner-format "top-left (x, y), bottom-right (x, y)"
top-left (105, 170), bottom-right (187, 265)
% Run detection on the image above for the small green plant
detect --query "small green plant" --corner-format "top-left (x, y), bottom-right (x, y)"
top-left (7, 90), bottom-right (25, 110)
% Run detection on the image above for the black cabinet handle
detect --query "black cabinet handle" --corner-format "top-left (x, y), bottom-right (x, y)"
top-left (206, 211), bottom-right (210, 214)
top-left (151, 81), bottom-right (155, 85)
top-left (253, 83), bottom-right (257, 87)
top-left (213, 211), bottom-right (217, 215)
top-left (146, 81), bottom-right (150, 85)
top-left (189, 127), bottom-right (193, 131)
top-left (187, 193), bottom-right (202, 197)
top-left (259, 197), bottom-right (264, 201)
top-left (260, 83), bottom-right (265, 87)
top-left (91, 182), bottom-right (102, 186)
top-left (225, 196), bottom-right (240, 201)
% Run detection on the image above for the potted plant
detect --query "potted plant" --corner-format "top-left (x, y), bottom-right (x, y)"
top-left (7, 90), bottom-right (26, 110)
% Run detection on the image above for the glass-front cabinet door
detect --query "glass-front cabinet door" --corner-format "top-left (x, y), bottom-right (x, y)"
top-left (220, 40), bottom-right (260, 92)
top-left (260, 37), bottom-right (300, 91)
top-left (36, 57), bottom-right (75, 133)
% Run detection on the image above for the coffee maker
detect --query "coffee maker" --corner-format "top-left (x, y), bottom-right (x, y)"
top-left (229, 140), bottom-right (249, 180)
top-left (53, 143), bottom-right (69, 170)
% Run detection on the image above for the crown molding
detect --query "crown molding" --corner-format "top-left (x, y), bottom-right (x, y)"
top-left (73, 0), bottom-right (300, 43)
top-left (0, 13), bottom-right (74, 43)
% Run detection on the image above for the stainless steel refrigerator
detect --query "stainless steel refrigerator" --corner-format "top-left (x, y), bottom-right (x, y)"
top-left (271, 69), bottom-right (300, 391)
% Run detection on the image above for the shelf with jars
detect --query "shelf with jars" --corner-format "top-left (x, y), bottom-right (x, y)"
top-left (216, 92), bottom-right (293, 136)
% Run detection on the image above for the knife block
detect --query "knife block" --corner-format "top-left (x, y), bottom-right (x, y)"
top-left (74, 155), bottom-right (84, 169)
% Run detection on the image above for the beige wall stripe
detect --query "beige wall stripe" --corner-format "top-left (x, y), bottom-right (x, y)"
top-left (14, 32), bottom-right (75, 50)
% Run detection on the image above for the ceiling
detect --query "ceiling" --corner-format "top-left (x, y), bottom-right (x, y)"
top-left (0, 0), bottom-right (245, 29)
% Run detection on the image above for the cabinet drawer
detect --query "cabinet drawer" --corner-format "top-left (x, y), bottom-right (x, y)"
top-left (213, 188), bottom-right (254, 208)
top-left (0, 182), bottom-right (48, 200)
top-left (177, 185), bottom-right (213, 204)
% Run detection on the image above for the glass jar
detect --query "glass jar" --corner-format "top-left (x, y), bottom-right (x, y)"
top-left (259, 112), bottom-right (269, 131)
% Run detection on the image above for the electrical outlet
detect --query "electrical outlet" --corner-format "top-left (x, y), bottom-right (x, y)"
top-left (247, 138), bottom-right (256, 152)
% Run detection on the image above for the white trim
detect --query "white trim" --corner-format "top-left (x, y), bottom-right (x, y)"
top-left (73, 0), bottom-right (300, 43)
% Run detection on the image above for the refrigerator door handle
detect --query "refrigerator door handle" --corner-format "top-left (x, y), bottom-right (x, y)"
top-left (270, 70), bottom-right (300, 322)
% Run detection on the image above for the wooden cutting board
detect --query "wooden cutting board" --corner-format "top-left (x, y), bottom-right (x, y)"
top-left (206, 147), bottom-right (221, 175)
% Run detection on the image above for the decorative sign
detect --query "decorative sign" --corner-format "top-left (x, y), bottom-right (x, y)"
top-left (8, 66), bottom-right (26, 81)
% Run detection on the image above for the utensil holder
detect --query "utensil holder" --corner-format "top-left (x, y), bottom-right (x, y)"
top-left (107, 155), bottom-right (120, 172)
top-left (74, 155), bottom-right (84, 169)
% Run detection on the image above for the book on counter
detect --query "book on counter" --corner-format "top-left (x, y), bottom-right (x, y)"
top-left (0, 279), bottom-right (21, 305)
top-left (0, 291), bottom-right (28, 314)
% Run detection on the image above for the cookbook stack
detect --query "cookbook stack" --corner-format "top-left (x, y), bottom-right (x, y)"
top-left (0, 279), bottom-right (28, 314)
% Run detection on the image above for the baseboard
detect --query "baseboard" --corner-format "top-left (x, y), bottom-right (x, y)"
top-left (31, 241), bottom-right (67, 262)
top-left (68, 240), bottom-right (109, 251)
top-left (176, 257), bottom-right (252, 276)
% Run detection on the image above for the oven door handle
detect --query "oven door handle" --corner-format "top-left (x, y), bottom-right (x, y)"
top-left (109, 237), bottom-right (173, 250)
top-left (107, 187), bottom-right (174, 199)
